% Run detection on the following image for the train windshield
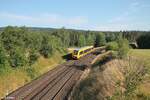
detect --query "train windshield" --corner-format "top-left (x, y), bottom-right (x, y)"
top-left (74, 50), bottom-right (78, 55)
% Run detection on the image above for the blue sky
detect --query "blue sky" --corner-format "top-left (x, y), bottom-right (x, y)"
top-left (0, 0), bottom-right (150, 31)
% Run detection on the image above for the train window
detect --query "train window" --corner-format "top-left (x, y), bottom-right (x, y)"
top-left (87, 49), bottom-right (89, 52)
top-left (79, 51), bottom-right (84, 55)
top-left (84, 50), bottom-right (87, 53)
top-left (84, 48), bottom-right (90, 53)
top-left (74, 50), bottom-right (78, 55)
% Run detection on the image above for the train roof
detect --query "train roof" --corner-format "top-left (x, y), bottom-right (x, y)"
top-left (74, 46), bottom-right (93, 51)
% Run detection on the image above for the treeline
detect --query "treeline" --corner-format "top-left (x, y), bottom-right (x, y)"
top-left (0, 26), bottom-right (107, 71)
top-left (0, 26), bottom-right (149, 72)
top-left (136, 33), bottom-right (150, 49)
top-left (121, 31), bottom-right (150, 49)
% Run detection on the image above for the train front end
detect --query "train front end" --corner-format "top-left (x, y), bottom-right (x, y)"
top-left (72, 49), bottom-right (79, 59)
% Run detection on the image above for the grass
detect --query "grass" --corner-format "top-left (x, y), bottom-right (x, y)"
top-left (31, 51), bottom-right (65, 75)
top-left (129, 49), bottom-right (150, 59)
top-left (0, 69), bottom-right (29, 98)
top-left (129, 49), bottom-right (150, 98)
top-left (0, 51), bottom-right (65, 98)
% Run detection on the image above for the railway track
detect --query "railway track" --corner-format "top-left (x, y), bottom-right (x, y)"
top-left (5, 49), bottom-right (104, 100)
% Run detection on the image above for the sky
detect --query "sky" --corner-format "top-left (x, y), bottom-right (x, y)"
top-left (0, 0), bottom-right (150, 31)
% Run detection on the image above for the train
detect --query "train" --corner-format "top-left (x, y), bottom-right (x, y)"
top-left (72, 46), bottom-right (94, 59)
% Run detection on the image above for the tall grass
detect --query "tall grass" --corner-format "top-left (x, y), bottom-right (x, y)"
top-left (72, 56), bottom-right (148, 100)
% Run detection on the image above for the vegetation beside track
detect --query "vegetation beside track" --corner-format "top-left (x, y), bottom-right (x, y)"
top-left (71, 35), bottom-right (150, 100)
top-left (72, 49), bottom-right (150, 100)
top-left (128, 49), bottom-right (150, 98)
top-left (0, 51), bottom-right (65, 98)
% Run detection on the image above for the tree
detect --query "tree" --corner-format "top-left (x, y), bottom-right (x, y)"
top-left (78, 34), bottom-right (86, 47)
top-left (86, 33), bottom-right (95, 46)
top-left (117, 37), bottom-right (129, 59)
top-left (1, 26), bottom-right (27, 51)
top-left (40, 36), bottom-right (53, 58)
top-left (28, 50), bottom-right (39, 65)
top-left (106, 41), bottom-right (118, 51)
top-left (0, 42), bottom-right (8, 68)
top-left (106, 33), bottom-right (116, 42)
top-left (94, 33), bottom-right (106, 47)
top-left (9, 47), bottom-right (27, 67)
top-left (137, 33), bottom-right (150, 49)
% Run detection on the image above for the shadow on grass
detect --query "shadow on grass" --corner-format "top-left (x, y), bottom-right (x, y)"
top-left (92, 55), bottom-right (112, 68)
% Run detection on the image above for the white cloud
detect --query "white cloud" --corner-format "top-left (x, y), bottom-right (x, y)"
top-left (92, 24), bottom-right (130, 31)
top-left (92, 22), bottom-right (150, 31)
top-left (0, 12), bottom-right (89, 27)
top-left (0, 12), bottom-right (34, 20)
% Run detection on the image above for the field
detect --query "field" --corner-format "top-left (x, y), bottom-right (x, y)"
top-left (129, 49), bottom-right (150, 97)
top-left (129, 49), bottom-right (150, 60)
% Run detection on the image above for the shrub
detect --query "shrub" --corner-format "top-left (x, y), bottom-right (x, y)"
top-left (94, 33), bottom-right (106, 47)
top-left (117, 38), bottom-right (129, 59)
top-left (40, 36), bottom-right (53, 58)
top-left (29, 50), bottom-right (39, 65)
top-left (106, 39), bottom-right (129, 59)
top-left (9, 47), bottom-right (27, 67)
top-left (0, 42), bottom-right (7, 67)
top-left (106, 42), bottom-right (118, 51)
top-left (26, 67), bottom-right (38, 79)
top-left (0, 42), bottom-right (11, 75)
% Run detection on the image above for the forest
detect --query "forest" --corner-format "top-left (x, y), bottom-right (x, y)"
top-left (0, 26), bottom-right (150, 72)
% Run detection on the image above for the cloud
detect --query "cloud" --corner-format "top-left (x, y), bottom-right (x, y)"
top-left (92, 22), bottom-right (150, 31)
top-left (0, 12), bottom-right (34, 20)
top-left (0, 12), bottom-right (89, 27)
top-left (92, 24), bottom-right (130, 31)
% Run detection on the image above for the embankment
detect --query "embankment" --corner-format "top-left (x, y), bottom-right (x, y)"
top-left (71, 57), bottom-right (148, 100)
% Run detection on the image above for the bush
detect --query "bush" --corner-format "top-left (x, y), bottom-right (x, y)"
top-left (40, 36), bottom-right (53, 58)
top-left (0, 42), bottom-right (11, 74)
top-left (94, 33), bottom-right (106, 47)
top-left (117, 38), bottom-right (129, 59)
top-left (0, 42), bottom-right (7, 67)
top-left (106, 38), bottom-right (129, 59)
top-left (106, 42), bottom-right (118, 51)
top-left (29, 50), bottom-right (39, 65)
top-left (111, 51), bottom-right (118, 58)
top-left (26, 67), bottom-right (39, 79)
top-left (9, 47), bottom-right (27, 67)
